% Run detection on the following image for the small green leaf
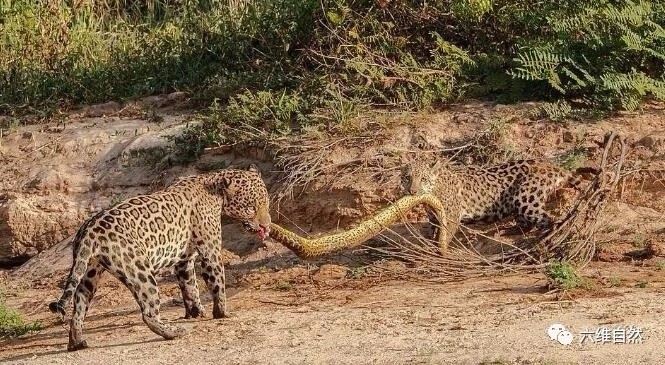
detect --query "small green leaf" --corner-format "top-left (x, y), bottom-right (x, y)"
top-left (326, 11), bottom-right (342, 25)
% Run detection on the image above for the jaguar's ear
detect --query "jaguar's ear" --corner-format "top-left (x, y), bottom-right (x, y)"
top-left (221, 176), bottom-right (240, 197)
top-left (247, 164), bottom-right (261, 177)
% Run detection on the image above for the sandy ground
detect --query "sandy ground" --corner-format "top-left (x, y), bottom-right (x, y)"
top-left (1, 259), bottom-right (664, 365)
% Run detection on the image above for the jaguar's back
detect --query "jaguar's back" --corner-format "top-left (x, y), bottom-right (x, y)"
top-left (455, 160), bottom-right (574, 225)
top-left (408, 159), bottom-right (584, 251)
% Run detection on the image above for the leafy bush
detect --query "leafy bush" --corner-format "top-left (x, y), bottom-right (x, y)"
top-left (201, 0), bottom-right (665, 143)
top-left (509, 0), bottom-right (665, 110)
top-left (0, 291), bottom-right (42, 339)
top-left (166, 122), bottom-right (225, 164)
top-left (545, 260), bottom-right (590, 291)
top-left (0, 0), bottom-right (318, 114)
top-left (1, 0), bottom-right (664, 131)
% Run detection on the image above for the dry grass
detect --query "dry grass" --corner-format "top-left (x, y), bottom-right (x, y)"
top-left (366, 132), bottom-right (628, 280)
top-left (271, 134), bottom-right (388, 202)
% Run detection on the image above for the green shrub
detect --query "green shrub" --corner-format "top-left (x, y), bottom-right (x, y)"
top-left (224, 90), bottom-right (312, 134)
top-left (1, 0), bottom-right (664, 134)
top-left (195, 0), bottom-right (665, 143)
top-left (0, 0), bottom-right (319, 114)
top-left (545, 260), bottom-right (588, 291)
top-left (558, 147), bottom-right (586, 171)
top-left (509, 0), bottom-right (665, 110)
top-left (0, 292), bottom-right (42, 339)
top-left (166, 122), bottom-right (225, 164)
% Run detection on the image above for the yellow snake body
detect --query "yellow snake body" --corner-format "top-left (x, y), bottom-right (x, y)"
top-left (269, 193), bottom-right (445, 258)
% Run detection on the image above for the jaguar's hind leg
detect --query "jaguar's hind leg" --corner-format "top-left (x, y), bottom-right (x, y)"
top-left (515, 182), bottom-right (556, 232)
top-left (516, 204), bottom-right (554, 231)
top-left (116, 268), bottom-right (186, 340)
top-left (175, 256), bottom-right (205, 319)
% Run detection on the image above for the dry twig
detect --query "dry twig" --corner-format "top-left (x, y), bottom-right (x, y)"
top-left (368, 132), bottom-right (627, 281)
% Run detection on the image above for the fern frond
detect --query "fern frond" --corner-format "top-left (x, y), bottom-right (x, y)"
top-left (560, 66), bottom-right (587, 88)
top-left (602, 0), bottom-right (650, 27)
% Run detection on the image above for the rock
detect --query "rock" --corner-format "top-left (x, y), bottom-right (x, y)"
top-left (0, 194), bottom-right (87, 265)
top-left (140, 95), bottom-right (168, 108)
top-left (313, 264), bottom-right (348, 282)
top-left (597, 202), bottom-right (665, 235)
top-left (640, 136), bottom-right (655, 147)
top-left (10, 236), bottom-right (73, 282)
top-left (562, 131), bottom-right (574, 143)
top-left (0, 114), bottom-right (201, 269)
top-left (632, 134), bottom-right (665, 155)
top-left (24, 165), bottom-right (92, 193)
top-left (81, 101), bottom-right (121, 117)
top-left (167, 92), bottom-right (188, 103)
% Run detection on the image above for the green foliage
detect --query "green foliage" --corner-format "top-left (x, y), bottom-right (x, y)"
top-left (545, 260), bottom-right (585, 291)
top-left (1, 0), bottom-right (664, 139)
top-left (166, 122), bottom-right (224, 164)
top-left (0, 118), bottom-right (23, 135)
top-left (224, 90), bottom-right (312, 135)
top-left (0, 0), bottom-right (318, 114)
top-left (309, 5), bottom-right (473, 110)
top-left (539, 100), bottom-right (574, 122)
top-left (0, 291), bottom-right (42, 339)
top-left (558, 147), bottom-right (586, 171)
top-left (451, 0), bottom-right (493, 22)
top-left (109, 194), bottom-right (125, 207)
top-left (510, 0), bottom-right (665, 110)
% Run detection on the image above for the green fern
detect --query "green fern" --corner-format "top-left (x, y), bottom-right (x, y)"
top-left (510, 49), bottom-right (570, 93)
top-left (451, 0), bottom-right (493, 22)
top-left (511, 0), bottom-right (665, 109)
top-left (541, 100), bottom-right (573, 121)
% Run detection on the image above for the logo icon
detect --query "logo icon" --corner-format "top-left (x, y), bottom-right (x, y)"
top-left (557, 330), bottom-right (574, 345)
top-left (547, 323), bottom-right (573, 345)
top-left (549, 323), bottom-right (644, 346)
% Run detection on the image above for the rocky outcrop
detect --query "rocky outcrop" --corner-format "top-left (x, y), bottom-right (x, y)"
top-left (0, 111), bottom-right (194, 266)
top-left (0, 194), bottom-right (88, 264)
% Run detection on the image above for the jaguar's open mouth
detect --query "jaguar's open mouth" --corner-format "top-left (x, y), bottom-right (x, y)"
top-left (243, 222), bottom-right (270, 240)
top-left (257, 225), bottom-right (269, 240)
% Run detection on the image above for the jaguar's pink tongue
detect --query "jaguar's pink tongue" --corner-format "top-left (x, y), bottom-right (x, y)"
top-left (258, 227), bottom-right (268, 240)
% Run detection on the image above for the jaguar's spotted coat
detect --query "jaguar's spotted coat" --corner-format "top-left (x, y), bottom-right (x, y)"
top-left (48, 166), bottom-right (271, 351)
top-left (407, 159), bottom-right (595, 252)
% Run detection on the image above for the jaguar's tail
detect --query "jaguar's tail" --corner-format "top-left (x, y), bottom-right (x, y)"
top-left (48, 214), bottom-right (101, 318)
